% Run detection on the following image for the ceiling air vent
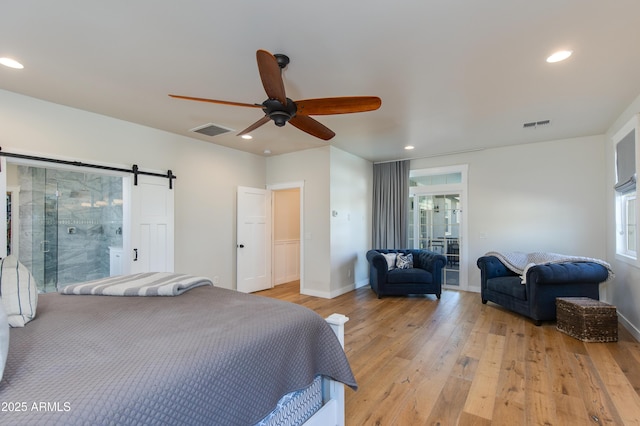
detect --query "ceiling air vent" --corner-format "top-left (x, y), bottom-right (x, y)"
top-left (190, 123), bottom-right (234, 137)
top-left (523, 119), bottom-right (551, 129)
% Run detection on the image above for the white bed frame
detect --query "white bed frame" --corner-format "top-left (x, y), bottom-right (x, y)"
top-left (301, 313), bottom-right (349, 426)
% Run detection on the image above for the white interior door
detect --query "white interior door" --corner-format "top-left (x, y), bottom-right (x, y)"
top-left (129, 175), bottom-right (174, 274)
top-left (237, 186), bottom-right (271, 293)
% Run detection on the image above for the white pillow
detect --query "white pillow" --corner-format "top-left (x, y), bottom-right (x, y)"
top-left (381, 253), bottom-right (397, 270)
top-left (0, 301), bottom-right (8, 380)
top-left (0, 255), bottom-right (38, 327)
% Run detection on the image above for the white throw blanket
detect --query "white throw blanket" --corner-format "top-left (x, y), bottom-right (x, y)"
top-left (485, 251), bottom-right (614, 284)
top-left (60, 272), bottom-right (214, 296)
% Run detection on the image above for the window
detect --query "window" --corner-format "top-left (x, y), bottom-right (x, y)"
top-left (614, 114), bottom-right (639, 261)
top-left (621, 192), bottom-right (637, 257)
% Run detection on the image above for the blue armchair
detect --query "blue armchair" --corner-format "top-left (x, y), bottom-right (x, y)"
top-left (477, 255), bottom-right (610, 325)
top-left (366, 249), bottom-right (446, 299)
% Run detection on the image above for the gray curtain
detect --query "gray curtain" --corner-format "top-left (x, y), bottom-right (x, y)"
top-left (372, 160), bottom-right (410, 249)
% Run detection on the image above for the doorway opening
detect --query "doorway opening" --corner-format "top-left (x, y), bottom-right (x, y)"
top-left (273, 188), bottom-right (301, 286)
top-left (409, 165), bottom-right (468, 290)
top-left (268, 182), bottom-right (304, 294)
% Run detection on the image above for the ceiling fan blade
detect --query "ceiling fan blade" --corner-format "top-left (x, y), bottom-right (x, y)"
top-left (169, 94), bottom-right (262, 109)
top-left (256, 50), bottom-right (287, 105)
top-left (237, 115), bottom-right (271, 137)
top-left (295, 96), bottom-right (382, 115)
top-left (289, 115), bottom-right (336, 140)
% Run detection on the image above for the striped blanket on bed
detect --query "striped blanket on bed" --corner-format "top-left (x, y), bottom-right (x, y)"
top-left (60, 272), bottom-right (214, 296)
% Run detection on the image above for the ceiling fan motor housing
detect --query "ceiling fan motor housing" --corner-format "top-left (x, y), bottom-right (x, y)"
top-left (263, 98), bottom-right (297, 126)
top-left (274, 54), bottom-right (290, 69)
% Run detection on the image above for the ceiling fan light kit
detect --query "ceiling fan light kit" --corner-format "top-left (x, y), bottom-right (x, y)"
top-left (262, 98), bottom-right (297, 127)
top-left (169, 49), bottom-right (381, 141)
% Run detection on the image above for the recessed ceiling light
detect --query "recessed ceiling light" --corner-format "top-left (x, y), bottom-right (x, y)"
top-left (0, 57), bottom-right (24, 69)
top-left (546, 50), bottom-right (573, 63)
top-left (241, 134), bottom-right (253, 140)
top-left (405, 145), bottom-right (415, 150)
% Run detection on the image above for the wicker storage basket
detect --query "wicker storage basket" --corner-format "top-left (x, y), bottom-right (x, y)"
top-left (556, 297), bottom-right (618, 342)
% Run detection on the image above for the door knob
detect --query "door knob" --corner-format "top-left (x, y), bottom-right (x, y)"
top-left (238, 244), bottom-right (245, 248)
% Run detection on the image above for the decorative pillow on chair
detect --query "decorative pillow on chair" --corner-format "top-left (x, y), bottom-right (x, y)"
top-left (396, 253), bottom-right (414, 269)
top-left (381, 253), bottom-right (397, 270)
top-left (0, 301), bottom-right (9, 380)
top-left (0, 255), bottom-right (38, 327)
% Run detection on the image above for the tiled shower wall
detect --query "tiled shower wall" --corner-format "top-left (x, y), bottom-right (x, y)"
top-left (18, 166), bottom-right (123, 292)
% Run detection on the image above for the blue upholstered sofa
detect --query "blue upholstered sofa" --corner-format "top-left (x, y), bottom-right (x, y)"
top-left (366, 249), bottom-right (447, 299)
top-left (477, 255), bottom-right (610, 325)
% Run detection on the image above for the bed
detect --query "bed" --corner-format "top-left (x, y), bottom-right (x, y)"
top-left (0, 273), bottom-right (356, 426)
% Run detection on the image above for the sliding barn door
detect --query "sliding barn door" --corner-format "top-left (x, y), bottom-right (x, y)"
top-left (130, 175), bottom-right (174, 273)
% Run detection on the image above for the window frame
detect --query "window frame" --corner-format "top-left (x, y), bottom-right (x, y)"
top-left (614, 114), bottom-right (640, 265)
top-left (618, 191), bottom-right (637, 259)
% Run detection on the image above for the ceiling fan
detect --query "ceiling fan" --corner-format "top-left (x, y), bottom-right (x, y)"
top-left (169, 49), bottom-right (382, 141)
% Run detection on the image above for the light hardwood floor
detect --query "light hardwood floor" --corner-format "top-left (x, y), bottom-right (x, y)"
top-left (257, 282), bottom-right (640, 425)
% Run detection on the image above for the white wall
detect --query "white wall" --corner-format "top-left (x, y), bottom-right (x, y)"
top-left (0, 89), bottom-right (266, 289)
top-left (266, 147), bottom-right (331, 296)
top-left (266, 146), bottom-right (372, 298)
top-left (329, 147), bottom-right (372, 295)
top-left (606, 92), bottom-right (640, 339)
top-left (1, 90), bottom-right (372, 299)
top-left (410, 134), bottom-right (607, 291)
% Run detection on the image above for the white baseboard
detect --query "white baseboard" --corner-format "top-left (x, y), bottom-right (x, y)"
top-left (300, 288), bottom-right (332, 298)
top-left (617, 311), bottom-right (640, 342)
top-left (301, 282), bottom-right (357, 299)
top-left (330, 283), bottom-right (356, 298)
top-left (355, 279), bottom-right (369, 289)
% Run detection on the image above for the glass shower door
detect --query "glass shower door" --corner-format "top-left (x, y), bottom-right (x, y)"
top-left (17, 166), bottom-right (55, 292)
top-left (42, 173), bottom-right (59, 291)
top-left (16, 165), bottom-right (123, 292)
top-left (19, 166), bottom-right (59, 292)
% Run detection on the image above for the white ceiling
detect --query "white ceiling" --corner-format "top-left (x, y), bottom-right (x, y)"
top-left (2, 1), bottom-right (639, 163)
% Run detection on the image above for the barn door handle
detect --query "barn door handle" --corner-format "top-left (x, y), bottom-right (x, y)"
top-left (133, 248), bottom-right (138, 261)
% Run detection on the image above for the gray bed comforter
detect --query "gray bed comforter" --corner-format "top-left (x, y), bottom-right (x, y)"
top-left (0, 286), bottom-right (357, 425)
